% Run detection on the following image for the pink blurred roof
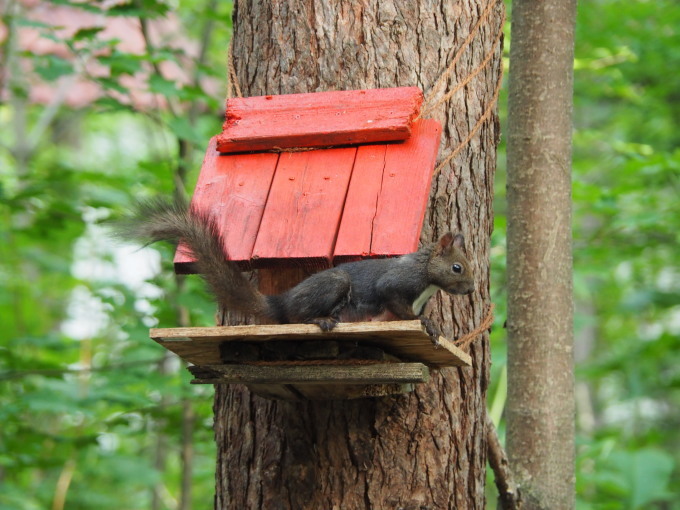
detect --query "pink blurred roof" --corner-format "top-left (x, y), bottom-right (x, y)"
top-left (1, 0), bottom-right (221, 109)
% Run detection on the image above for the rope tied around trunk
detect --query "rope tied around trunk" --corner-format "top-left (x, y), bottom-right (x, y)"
top-left (454, 303), bottom-right (496, 351)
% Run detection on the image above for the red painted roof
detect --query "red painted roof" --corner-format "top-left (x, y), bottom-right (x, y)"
top-left (174, 88), bottom-right (442, 272)
top-left (216, 87), bottom-right (423, 153)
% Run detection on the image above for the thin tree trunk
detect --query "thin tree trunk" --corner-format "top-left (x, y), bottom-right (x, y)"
top-left (505, 0), bottom-right (576, 508)
top-left (151, 354), bottom-right (172, 510)
top-left (487, 414), bottom-right (521, 510)
top-left (179, 396), bottom-right (195, 510)
top-left (215, 1), bottom-right (503, 508)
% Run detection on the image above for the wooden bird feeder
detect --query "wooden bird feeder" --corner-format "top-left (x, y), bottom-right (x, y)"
top-left (151, 86), bottom-right (472, 400)
top-left (151, 321), bottom-right (471, 400)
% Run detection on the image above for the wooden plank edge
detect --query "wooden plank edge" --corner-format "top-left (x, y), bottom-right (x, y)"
top-left (222, 86), bottom-right (422, 111)
top-left (215, 128), bottom-right (412, 154)
top-left (434, 336), bottom-right (472, 367)
top-left (189, 362), bottom-right (429, 385)
top-left (150, 320), bottom-right (426, 340)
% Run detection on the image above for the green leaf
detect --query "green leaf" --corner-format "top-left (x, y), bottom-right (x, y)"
top-left (609, 449), bottom-right (675, 508)
top-left (106, 0), bottom-right (170, 18)
top-left (33, 55), bottom-right (74, 81)
top-left (167, 116), bottom-right (204, 146)
top-left (15, 19), bottom-right (55, 29)
top-left (47, 0), bottom-right (103, 13)
top-left (148, 74), bottom-right (181, 98)
top-left (96, 77), bottom-right (129, 95)
top-left (98, 52), bottom-right (143, 77)
top-left (73, 26), bottom-right (105, 41)
top-left (92, 96), bottom-right (134, 113)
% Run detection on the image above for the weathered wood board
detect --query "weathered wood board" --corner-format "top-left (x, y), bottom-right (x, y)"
top-left (216, 87), bottom-right (423, 153)
top-left (150, 320), bottom-right (472, 369)
top-left (189, 362), bottom-right (429, 385)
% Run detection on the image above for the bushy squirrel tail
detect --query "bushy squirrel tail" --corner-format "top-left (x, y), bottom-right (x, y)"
top-left (114, 197), bottom-right (271, 319)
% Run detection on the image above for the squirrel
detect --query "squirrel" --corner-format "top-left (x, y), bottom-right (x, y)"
top-left (114, 197), bottom-right (475, 338)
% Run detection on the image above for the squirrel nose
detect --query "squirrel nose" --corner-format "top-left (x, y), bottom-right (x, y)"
top-left (450, 282), bottom-right (475, 295)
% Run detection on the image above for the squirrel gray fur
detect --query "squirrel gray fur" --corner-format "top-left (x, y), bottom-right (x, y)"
top-left (114, 197), bottom-right (475, 337)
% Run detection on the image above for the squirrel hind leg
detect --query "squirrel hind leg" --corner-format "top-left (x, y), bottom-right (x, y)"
top-left (283, 269), bottom-right (352, 330)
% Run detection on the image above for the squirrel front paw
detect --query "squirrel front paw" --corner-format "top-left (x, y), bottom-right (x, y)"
top-left (308, 317), bottom-right (338, 332)
top-left (420, 317), bottom-right (441, 345)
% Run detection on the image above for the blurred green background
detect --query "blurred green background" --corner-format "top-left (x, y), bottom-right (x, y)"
top-left (1, 1), bottom-right (678, 508)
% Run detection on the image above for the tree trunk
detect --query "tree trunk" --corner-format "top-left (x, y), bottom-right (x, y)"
top-left (214, 1), bottom-right (503, 508)
top-left (506, 0), bottom-right (576, 508)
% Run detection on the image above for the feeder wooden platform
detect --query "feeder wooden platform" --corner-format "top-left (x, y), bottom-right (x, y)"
top-left (150, 320), bottom-right (472, 400)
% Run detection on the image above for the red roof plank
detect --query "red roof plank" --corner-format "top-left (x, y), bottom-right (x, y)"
top-left (216, 87), bottom-right (423, 153)
top-left (369, 119), bottom-right (442, 256)
top-left (174, 137), bottom-right (279, 273)
top-left (332, 144), bottom-right (387, 263)
top-left (333, 119), bottom-right (442, 264)
top-left (251, 148), bottom-right (357, 268)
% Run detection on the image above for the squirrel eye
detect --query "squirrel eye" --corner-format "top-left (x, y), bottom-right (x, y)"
top-left (452, 264), bottom-right (463, 274)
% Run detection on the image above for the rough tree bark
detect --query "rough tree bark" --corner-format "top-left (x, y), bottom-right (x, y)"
top-left (506, 0), bottom-right (577, 508)
top-left (213, 1), bottom-right (503, 508)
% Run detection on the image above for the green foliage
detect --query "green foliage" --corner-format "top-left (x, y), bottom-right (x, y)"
top-left (1, 0), bottom-right (232, 508)
top-left (577, 443), bottom-right (676, 509)
top-left (570, 1), bottom-right (680, 506)
top-left (489, 0), bottom-right (680, 507)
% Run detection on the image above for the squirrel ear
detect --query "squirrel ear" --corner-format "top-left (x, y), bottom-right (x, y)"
top-left (453, 233), bottom-right (465, 249)
top-left (435, 232), bottom-right (455, 254)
